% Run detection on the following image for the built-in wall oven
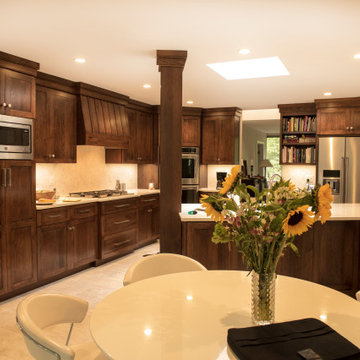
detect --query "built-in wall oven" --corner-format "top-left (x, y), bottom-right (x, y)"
top-left (182, 147), bottom-right (199, 203)
top-left (0, 115), bottom-right (33, 160)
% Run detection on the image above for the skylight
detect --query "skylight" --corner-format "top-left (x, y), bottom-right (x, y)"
top-left (207, 56), bottom-right (289, 80)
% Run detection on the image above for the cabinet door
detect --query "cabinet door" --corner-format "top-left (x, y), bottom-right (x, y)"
top-left (137, 112), bottom-right (154, 163)
top-left (70, 217), bottom-right (98, 268)
top-left (317, 108), bottom-right (350, 135)
top-left (7, 221), bottom-right (37, 290)
top-left (123, 109), bottom-right (137, 162)
top-left (217, 117), bottom-right (235, 164)
top-left (350, 107), bottom-right (360, 135)
top-left (35, 87), bottom-right (76, 162)
top-left (1, 69), bottom-right (35, 118)
top-left (138, 206), bottom-right (152, 247)
top-left (201, 117), bottom-right (218, 164)
top-left (37, 223), bottom-right (68, 280)
top-left (182, 115), bottom-right (200, 147)
top-left (3, 161), bottom-right (35, 224)
top-left (0, 229), bottom-right (7, 295)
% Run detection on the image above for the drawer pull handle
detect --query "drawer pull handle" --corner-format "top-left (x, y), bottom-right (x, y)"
top-left (113, 220), bottom-right (130, 225)
top-left (78, 209), bottom-right (91, 214)
top-left (48, 214), bottom-right (62, 218)
top-left (114, 204), bottom-right (129, 208)
top-left (114, 239), bottom-right (131, 246)
top-left (143, 198), bottom-right (156, 202)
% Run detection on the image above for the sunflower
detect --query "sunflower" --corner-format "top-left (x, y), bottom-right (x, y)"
top-left (314, 184), bottom-right (333, 224)
top-left (219, 165), bottom-right (240, 195)
top-left (282, 205), bottom-right (315, 236)
top-left (200, 195), bottom-right (224, 222)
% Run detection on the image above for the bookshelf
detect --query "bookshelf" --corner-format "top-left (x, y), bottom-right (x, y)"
top-left (278, 103), bottom-right (317, 165)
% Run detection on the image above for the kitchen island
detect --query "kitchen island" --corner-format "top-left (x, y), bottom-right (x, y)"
top-left (180, 203), bottom-right (360, 297)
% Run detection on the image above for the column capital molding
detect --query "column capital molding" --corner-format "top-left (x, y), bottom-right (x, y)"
top-left (157, 50), bottom-right (187, 70)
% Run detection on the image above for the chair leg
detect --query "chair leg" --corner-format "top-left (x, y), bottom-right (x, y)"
top-left (65, 323), bottom-right (74, 346)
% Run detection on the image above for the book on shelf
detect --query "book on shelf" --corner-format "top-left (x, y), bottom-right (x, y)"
top-left (282, 115), bottom-right (316, 133)
top-left (282, 134), bottom-right (316, 145)
top-left (282, 146), bottom-right (316, 164)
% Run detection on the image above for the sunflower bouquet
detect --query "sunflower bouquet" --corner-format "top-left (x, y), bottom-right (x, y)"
top-left (200, 165), bottom-right (333, 275)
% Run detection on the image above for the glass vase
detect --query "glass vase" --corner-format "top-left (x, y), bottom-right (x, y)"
top-left (251, 271), bottom-right (276, 325)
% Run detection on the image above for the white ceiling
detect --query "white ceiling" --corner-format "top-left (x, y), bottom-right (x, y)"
top-left (1, 0), bottom-right (360, 110)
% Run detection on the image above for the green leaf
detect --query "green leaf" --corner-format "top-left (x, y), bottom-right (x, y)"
top-left (288, 242), bottom-right (299, 256)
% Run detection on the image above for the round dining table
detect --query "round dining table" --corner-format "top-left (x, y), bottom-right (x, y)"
top-left (90, 270), bottom-right (360, 360)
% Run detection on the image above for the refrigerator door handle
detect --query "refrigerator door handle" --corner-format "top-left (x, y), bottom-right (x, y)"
top-left (344, 157), bottom-right (350, 203)
top-left (341, 156), bottom-right (346, 203)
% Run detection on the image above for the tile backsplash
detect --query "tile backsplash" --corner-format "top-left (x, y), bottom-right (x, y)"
top-left (281, 165), bottom-right (316, 189)
top-left (207, 165), bottom-right (235, 189)
top-left (36, 146), bottom-right (137, 196)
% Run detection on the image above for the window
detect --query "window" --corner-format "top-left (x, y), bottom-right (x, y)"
top-left (266, 137), bottom-right (281, 180)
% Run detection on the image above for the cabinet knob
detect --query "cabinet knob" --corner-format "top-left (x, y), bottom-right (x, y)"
top-left (49, 154), bottom-right (56, 158)
top-left (147, 209), bottom-right (153, 213)
top-left (350, 126), bottom-right (354, 130)
top-left (52, 154), bottom-right (56, 158)
top-left (7, 103), bottom-right (11, 108)
top-left (2, 102), bottom-right (6, 108)
top-left (346, 126), bottom-right (350, 130)
top-left (217, 158), bottom-right (220, 161)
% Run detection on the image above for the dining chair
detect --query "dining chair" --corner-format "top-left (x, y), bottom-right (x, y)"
top-left (16, 293), bottom-right (107, 360)
top-left (356, 291), bottom-right (360, 301)
top-left (123, 253), bottom-right (207, 286)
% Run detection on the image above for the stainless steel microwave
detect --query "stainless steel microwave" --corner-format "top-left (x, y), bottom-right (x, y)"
top-left (0, 115), bottom-right (33, 160)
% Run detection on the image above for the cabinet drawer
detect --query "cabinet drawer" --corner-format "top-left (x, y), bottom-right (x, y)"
top-left (37, 208), bottom-right (69, 226)
top-left (101, 198), bottom-right (138, 215)
top-left (102, 229), bottom-right (137, 258)
top-left (139, 194), bottom-right (159, 206)
top-left (102, 210), bottom-right (137, 236)
top-left (70, 204), bottom-right (98, 219)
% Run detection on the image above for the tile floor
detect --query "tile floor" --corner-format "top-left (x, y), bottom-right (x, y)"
top-left (0, 242), bottom-right (159, 360)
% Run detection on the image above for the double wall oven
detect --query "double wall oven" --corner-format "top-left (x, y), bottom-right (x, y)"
top-left (182, 147), bottom-right (199, 203)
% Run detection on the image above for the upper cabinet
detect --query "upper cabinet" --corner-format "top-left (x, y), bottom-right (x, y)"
top-left (78, 83), bottom-right (130, 148)
top-left (201, 107), bottom-right (241, 164)
top-left (35, 73), bottom-right (77, 163)
top-left (315, 97), bottom-right (360, 136)
top-left (106, 100), bottom-right (157, 164)
top-left (182, 107), bottom-right (201, 147)
top-left (0, 51), bottom-right (39, 119)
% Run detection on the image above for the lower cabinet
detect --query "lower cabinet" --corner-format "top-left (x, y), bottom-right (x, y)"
top-left (37, 203), bottom-right (98, 281)
top-left (7, 221), bottom-right (37, 290)
top-left (138, 194), bottom-right (160, 248)
top-left (0, 229), bottom-right (6, 295)
top-left (99, 198), bottom-right (138, 259)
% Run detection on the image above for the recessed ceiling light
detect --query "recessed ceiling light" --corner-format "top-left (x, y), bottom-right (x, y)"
top-left (323, 92), bottom-right (332, 96)
top-left (186, 100), bottom-right (194, 104)
top-left (143, 84), bottom-right (151, 88)
top-left (207, 56), bottom-right (289, 80)
top-left (239, 49), bottom-right (250, 55)
top-left (74, 57), bottom-right (86, 64)
top-left (354, 54), bottom-right (360, 59)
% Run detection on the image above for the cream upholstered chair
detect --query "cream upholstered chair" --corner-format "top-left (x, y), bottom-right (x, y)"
top-left (123, 253), bottom-right (207, 286)
top-left (356, 291), bottom-right (360, 301)
top-left (16, 293), bottom-right (107, 360)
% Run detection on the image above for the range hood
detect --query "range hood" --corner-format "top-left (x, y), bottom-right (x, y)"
top-left (77, 83), bottom-right (130, 149)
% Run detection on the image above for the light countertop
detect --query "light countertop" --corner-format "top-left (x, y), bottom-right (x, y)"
top-left (36, 189), bottom-right (160, 210)
top-left (180, 203), bottom-right (360, 222)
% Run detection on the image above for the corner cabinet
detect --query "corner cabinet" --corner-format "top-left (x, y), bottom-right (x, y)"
top-left (35, 73), bottom-right (77, 163)
top-left (315, 97), bottom-right (360, 136)
top-left (201, 107), bottom-right (241, 164)
top-left (0, 160), bottom-right (37, 292)
top-left (278, 103), bottom-right (317, 165)
top-left (0, 51), bottom-right (39, 119)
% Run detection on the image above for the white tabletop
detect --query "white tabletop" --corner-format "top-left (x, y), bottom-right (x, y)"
top-left (90, 271), bottom-right (360, 360)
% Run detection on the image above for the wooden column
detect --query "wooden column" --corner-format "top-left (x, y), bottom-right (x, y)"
top-left (157, 50), bottom-right (187, 253)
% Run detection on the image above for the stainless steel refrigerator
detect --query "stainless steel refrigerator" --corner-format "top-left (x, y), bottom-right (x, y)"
top-left (318, 137), bottom-right (360, 203)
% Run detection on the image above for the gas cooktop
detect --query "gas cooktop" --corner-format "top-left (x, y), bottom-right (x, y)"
top-left (68, 190), bottom-right (133, 198)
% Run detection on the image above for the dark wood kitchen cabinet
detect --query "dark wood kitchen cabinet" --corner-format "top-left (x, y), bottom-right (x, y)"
top-left (37, 203), bottom-right (98, 280)
top-left (315, 97), bottom-right (360, 136)
top-left (0, 160), bottom-right (37, 293)
top-left (35, 73), bottom-right (77, 162)
top-left (201, 107), bottom-right (241, 164)
top-left (99, 198), bottom-right (138, 259)
top-left (138, 194), bottom-right (160, 248)
top-left (182, 107), bottom-right (202, 147)
top-left (0, 52), bottom-right (39, 119)
top-left (0, 231), bottom-right (6, 295)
